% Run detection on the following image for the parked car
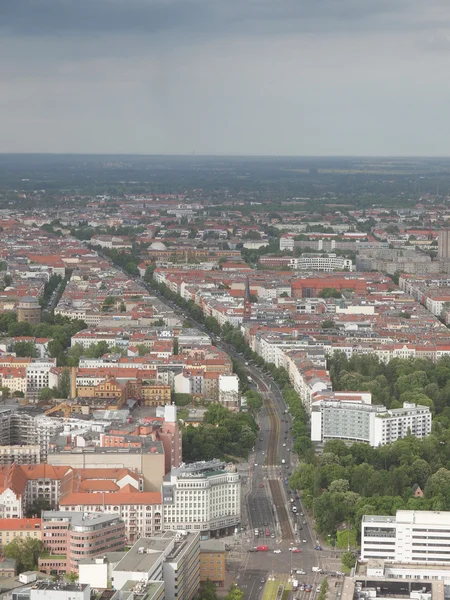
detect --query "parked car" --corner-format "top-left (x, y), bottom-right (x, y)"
top-left (273, 549), bottom-right (281, 554)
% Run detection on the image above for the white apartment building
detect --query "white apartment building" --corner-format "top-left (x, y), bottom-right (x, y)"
top-left (0, 486), bottom-right (23, 519)
top-left (13, 583), bottom-right (90, 600)
top-left (361, 511), bottom-right (450, 564)
top-left (11, 409), bottom-right (64, 460)
top-left (70, 330), bottom-right (130, 350)
top-left (162, 460), bottom-right (241, 537)
top-left (289, 253), bottom-right (354, 272)
top-left (283, 355), bottom-right (331, 414)
top-left (26, 360), bottom-right (58, 393)
top-left (110, 531), bottom-right (200, 600)
top-left (279, 235), bottom-right (295, 251)
top-left (0, 445), bottom-right (41, 465)
top-left (218, 374), bottom-right (239, 409)
top-left (311, 398), bottom-right (432, 447)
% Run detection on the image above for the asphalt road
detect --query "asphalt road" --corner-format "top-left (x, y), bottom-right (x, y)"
top-left (137, 286), bottom-right (333, 597)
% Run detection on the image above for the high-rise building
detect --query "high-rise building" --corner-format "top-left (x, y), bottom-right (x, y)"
top-left (39, 511), bottom-right (126, 574)
top-left (361, 510), bottom-right (450, 563)
top-left (111, 531), bottom-right (200, 600)
top-left (438, 229), bottom-right (450, 260)
top-left (162, 460), bottom-right (241, 537)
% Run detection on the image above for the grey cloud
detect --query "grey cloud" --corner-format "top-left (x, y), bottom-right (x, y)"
top-left (0, 0), bottom-right (439, 40)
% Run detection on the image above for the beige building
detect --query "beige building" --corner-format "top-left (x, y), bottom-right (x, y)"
top-left (47, 444), bottom-right (165, 491)
top-left (17, 295), bottom-right (41, 325)
top-left (0, 518), bottom-right (42, 550)
top-left (200, 540), bottom-right (225, 587)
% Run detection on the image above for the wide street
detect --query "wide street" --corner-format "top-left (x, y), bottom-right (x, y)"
top-left (143, 286), bottom-right (341, 599)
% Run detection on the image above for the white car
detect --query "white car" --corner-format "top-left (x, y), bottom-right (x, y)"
top-left (302, 539), bottom-right (307, 543)
top-left (283, 443), bottom-right (286, 447)
top-left (273, 549), bottom-right (281, 553)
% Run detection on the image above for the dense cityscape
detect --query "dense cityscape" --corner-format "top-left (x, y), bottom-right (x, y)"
top-left (0, 156), bottom-right (450, 600)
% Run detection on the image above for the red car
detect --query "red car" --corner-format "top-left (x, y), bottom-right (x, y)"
top-left (292, 548), bottom-right (302, 553)
top-left (259, 483), bottom-right (264, 488)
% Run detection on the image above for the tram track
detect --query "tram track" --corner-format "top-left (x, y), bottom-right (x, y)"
top-left (255, 374), bottom-right (295, 544)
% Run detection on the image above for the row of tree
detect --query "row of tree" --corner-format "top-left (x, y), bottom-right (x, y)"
top-left (290, 432), bottom-right (450, 539)
top-left (329, 352), bottom-right (450, 414)
top-left (0, 312), bottom-right (87, 366)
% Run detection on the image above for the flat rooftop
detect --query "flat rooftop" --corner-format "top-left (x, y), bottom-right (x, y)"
top-left (42, 510), bottom-right (122, 528)
top-left (363, 511), bottom-right (450, 527)
top-left (341, 578), bottom-right (442, 600)
top-left (114, 538), bottom-right (172, 574)
top-left (200, 540), bottom-right (225, 553)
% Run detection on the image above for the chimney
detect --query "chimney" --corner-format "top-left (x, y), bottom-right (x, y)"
top-left (70, 366), bottom-right (77, 400)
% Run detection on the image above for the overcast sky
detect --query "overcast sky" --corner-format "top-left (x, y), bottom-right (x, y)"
top-left (2, 0), bottom-right (450, 155)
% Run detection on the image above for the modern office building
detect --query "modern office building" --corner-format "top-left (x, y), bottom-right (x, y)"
top-left (361, 510), bottom-right (450, 564)
top-left (311, 395), bottom-right (432, 447)
top-left (162, 460), bottom-right (241, 537)
top-left (289, 254), bottom-right (353, 272)
top-left (12, 582), bottom-right (90, 600)
top-left (342, 573), bottom-right (443, 600)
top-left (112, 531), bottom-right (200, 600)
top-left (39, 511), bottom-right (126, 574)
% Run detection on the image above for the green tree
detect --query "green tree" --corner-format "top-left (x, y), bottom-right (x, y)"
top-left (198, 580), bottom-right (218, 600)
top-left (0, 386), bottom-right (10, 399)
top-left (58, 368), bottom-right (71, 399)
top-left (38, 387), bottom-right (54, 402)
top-left (204, 403), bottom-right (230, 425)
top-left (4, 538), bottom-right (43, 572)
top-left (173, 337), bottom-right (179, 355)
top-left (319, 288), bottom-right (341, 299)
top-left (3, 274), bottom-right (13, 287)
top-left (173, 393), bottom-right (193, 406)
top-left (85, 340), bottom-right (109, 358)
top-left (8, 321), bottom-right (33, 337)
top-left (12, 341), bottom-right (38, 358)
top-left (341, 551), bottom-right (356, 570)
top-left (136, 344), bottom-right (148, 357)
top-left (224, 584), bottom-right (244, 600)
top-left (67, 343), bottom-right (85, 367)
